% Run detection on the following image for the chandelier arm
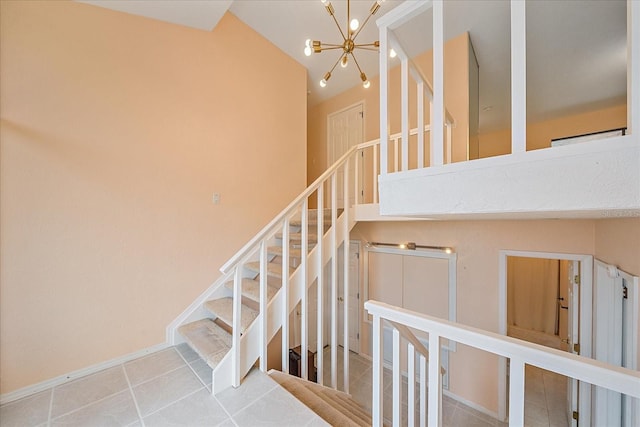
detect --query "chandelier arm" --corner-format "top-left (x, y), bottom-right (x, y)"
top-left (317, 46), bottom-right (348, 52)
top-left (351, 12), bottom-right (374, 42)
top-left (329, 12), bottom-right (347, 41)
top-left (354, 42), bottom-right (380, 48)
top-left (347, 0), bottom-right (350, 41)
top-left (354, 47), bottom-right (380, 52)
top-left (349, 51), bottom-right (365, 76)
top-left (328, 53), bottom-right (344, 76)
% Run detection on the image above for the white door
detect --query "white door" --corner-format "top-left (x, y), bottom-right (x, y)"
top-left (337, 241), bottom-right (360, 351)
top-left (566, 260), bottom-right (580, 426)
top-left (328, 104), bottom-right (364, 208)
top-left (593, 259), bottom-right (623, 426)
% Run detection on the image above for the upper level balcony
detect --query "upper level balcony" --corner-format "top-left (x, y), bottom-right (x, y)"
top-left (367, 0), bottom-right (639, 220)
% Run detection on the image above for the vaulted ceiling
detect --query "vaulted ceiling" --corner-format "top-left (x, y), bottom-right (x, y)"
top-left (79, 0), bottom-right (627, 133)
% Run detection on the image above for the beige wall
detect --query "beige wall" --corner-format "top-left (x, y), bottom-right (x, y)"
top-left (308, 33), bottom-right (473, 186)
top-left (352, 219), bottom-right (600, 414)
top-left (0, 1), bottom-right (306, 394)
top-left (478, 104), bottom-right (627, 158)
top-left (594, 218), bottom-right (640, 276)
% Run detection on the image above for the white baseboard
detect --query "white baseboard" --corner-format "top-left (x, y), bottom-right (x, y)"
top-left (0, 342), bottom-right (169, 406)
top-left (443, 389), bottom-right (502, 422)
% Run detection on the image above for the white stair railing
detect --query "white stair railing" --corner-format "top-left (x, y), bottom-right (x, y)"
top-left (217, 144), bottom-right (360, 392)
top-left (366, 300), bottom-right (640, 427)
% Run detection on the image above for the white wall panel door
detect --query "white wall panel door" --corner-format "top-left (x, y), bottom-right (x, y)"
top-left (338, 242), bottom-right (360, 351)
top-left (328, 103), bottom-right (363, 208)
top-left (592, 259), bottom-right (640, 427)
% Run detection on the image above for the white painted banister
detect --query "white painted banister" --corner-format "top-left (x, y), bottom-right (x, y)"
top-left (219, 145), bottom-right (359, 275)
top-left (366, 300), bottom-right (640, 427)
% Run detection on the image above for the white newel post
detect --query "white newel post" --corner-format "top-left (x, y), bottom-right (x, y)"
top-left (331, 174), bottom-right (338, 388)
top-left (372, 313), bottom-right (383, 427)
top-left (316, 185), bottom-right (324, 386)
top-left (342, 160), bottom-right (350, 393)
top-left (281, 218), bottom-right (290, 373)
top-left (509, 358), bottom-right (526, 426)
top-left (401, 58), bottom-right (409, 171)
top-left (392, 328), bottom-right (401, 427)
top-left (379, 25), bottom-right (389, 175)
top-left (259, 241), bottom-right (268, 371)
top-left (301, 199), bottom-right (308, 380)
top-left (428, 333), bottom-right (442, 427)
top-left (431, 0), bottom-right (444, 167)
top-left (232, 266), bottom-right (243, 387)
top-left (511, 0), bottom-right (527, 153)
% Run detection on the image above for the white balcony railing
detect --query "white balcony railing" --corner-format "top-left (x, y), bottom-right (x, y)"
top-left (377, 0), bottom-right (640, 178)
top-left (366, 300), bottom-right (640, 427)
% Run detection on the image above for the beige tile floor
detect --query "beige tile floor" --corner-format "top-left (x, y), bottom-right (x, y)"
top-left (1, 342), bottom-right (571, 427)
top-left (0, 344), bottom-right (324, 427)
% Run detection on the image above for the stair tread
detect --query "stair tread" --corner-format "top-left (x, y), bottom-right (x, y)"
top-left (178, 319), bottom-right (231, 369)
top-left (267, 246), bottom-right (308, 258)
top-left (245, 261), bottom-right (296, 279)
top-left (269, 371), bottom-right (371, 426)
top-left (224, 278), bottom-right (278, 303)
top-left (306, 208), bottom-right (343, 219)
top-left (289, 218), bottom-right (331, 228)
top-left (276, 232), bottom-right (318, 243)
top-left (204, 297), bottom-right (258, 334)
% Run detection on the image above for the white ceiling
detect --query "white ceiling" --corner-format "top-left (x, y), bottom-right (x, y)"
top-left (79, 0), bottom-right (627, 133)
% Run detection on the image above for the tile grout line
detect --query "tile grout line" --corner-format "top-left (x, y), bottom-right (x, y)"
top-left (47, 387), bottom-right (55, 427)
top-left (126, 361), bottom-right (189, 389)
top-left (174, 346), bottom-right (211, 391)
top-left (47, 383), bottom-right (130, 422)
top-left (142, 385), bottom-right (206, 420)
top-left (122, 363), bottom-right (146, 427)
top-left (217, 373), bottom-right (280, 421)
top-left (160, 346), bottom-right (235, 425)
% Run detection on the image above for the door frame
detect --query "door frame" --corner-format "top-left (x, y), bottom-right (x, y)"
top-left (327, 101), bottom-right (365, 204)
top-left (497, 250), bottom-right (594, 424)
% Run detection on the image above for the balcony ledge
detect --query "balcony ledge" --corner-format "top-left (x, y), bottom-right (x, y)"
top-left (378, 136), bottom-right (640, 220)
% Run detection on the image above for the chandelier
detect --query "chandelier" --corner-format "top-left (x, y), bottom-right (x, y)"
top-left (304, 0), bottom-right (386, 89)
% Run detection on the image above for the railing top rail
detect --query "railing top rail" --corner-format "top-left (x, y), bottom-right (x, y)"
top-left (365, 300), bottom-right (640, 398)
top-left (220, 144), bottom-right (358, 274)
top-left (221, 123), bottom-right (439, 274)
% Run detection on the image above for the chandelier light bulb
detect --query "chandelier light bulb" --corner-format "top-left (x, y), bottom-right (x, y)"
top-left (320, 79), bottom-right (327, 88)
top-left (350, 18), bottom-right (359, 31)
top-left (340, 55), bottom-right (348, 68)
top-left (389, 48), bottom-right (397, 58)
top-left (305, 39), bottom-right (311, 47)
top-left (304, 46), bottom-right (312, 56)
top-left (360, 72), bottom-right (370, 89)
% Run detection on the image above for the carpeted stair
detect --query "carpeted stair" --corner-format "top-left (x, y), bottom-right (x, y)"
top-left (269, 370), bottom-right (372, 426)
top-left (177, 209), bottom-right (335, 372)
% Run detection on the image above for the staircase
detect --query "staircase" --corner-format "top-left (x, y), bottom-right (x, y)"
top-left (176, 207), bottom-right (334, 374)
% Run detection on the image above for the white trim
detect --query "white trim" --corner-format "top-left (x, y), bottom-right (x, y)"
top-left (510, 0), bottom-right (526, 153)
top-left (498, 250), bottom-right (594, 424)
top-left (0, 342), bottom-right (169, 405)
top-left (431, 0), bottom-right (444, 166)
top-left (629, 0), bottom-right (640, 135)
top-left (363, 245), bottom-right (457, 353)
top-left (443, 389), bottom-right (501, 421)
